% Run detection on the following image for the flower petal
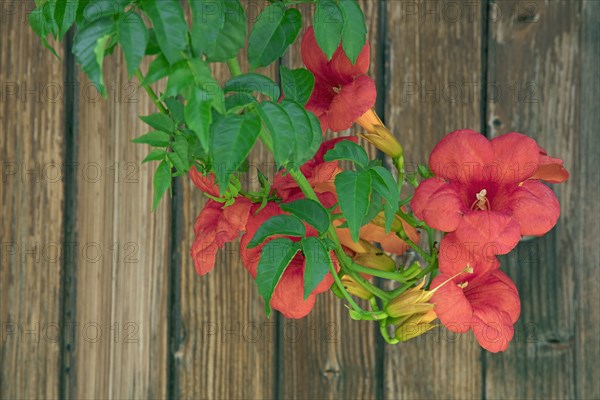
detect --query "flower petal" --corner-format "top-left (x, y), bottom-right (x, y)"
top-left (471, 312), bottom-right (514, 353)
top-left (530, 146), bottom-right (569, 183)
top-left (429, 129), bottom-right (494, 183)
top-left (501, 180), bottom-right (561, 236)
top-left (438, 234), bottom-right (500, 277)
top-left (454, 212), bottom-right (522, 256)
top-left (411, 178), bottom-right (466, 232)
top-left (271, 260), bottom-right (317, 319)
top-left (431, 274), bottom-right (473, 333)
top-left (327, 75), bottom-right (377, 132)
top-left (305, 78), bottom-right (336, 132)
top-left (490, 132), bottom-right (540, 184)
top-left (190, 167), bottom-right (220, 197)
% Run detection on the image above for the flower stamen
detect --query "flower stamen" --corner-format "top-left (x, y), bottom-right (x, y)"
top-left (470, 189), bottom-right (491, 211)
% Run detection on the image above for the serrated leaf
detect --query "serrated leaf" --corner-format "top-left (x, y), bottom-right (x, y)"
top-left (140, 113), bottom-right (175, 133)
top-left (314, 0), bottom-right (343, 60)
top-left (29, 6), bottom-right (60, 59)
top-left (256, 238), bottom-right (300, 317)
top-left (370, 166), bottom-right (399, 233)
top-left (170, 136), bottom-right (189, 173)
top-left (362, 190), bottom-right (382, 225)
top-left (54, 0), bottom-right (78, 39)
top-left (301, 237), bottom-right (333, 300)
top-left (211, 112), bottom-right (261, 194)
top-left (225, 93), bottom-right (256, 113)
top-left (324, 140), bottom-right (369, 169)
top-left (117, 11), bottom-right (148, 77)
top-left (164, 97), bottom-right (185, 124)
top-left (153, 160), bottom-right (172, 211)
top-left (141, 0), bottom-right (187, 64)
top-left (248, 3), bottom-right (301, 69)
top-left (280, 66), bottom-right (314, 105)
top-left (72, 17), bottom-right (115, 95)
top-left (132, 131), bottom-right (170, 147)
top-left (224, 73), bottom-right (280, 101)
top-left (256, 101), bottom-right (295, 166)
top-left (248, 215), bottom-right (306, 248)
top-left (280, 199), bottom-right (330, 234)
top-left (279, 100), bottom-right (321, 167)
top-left (190, 0), bottom-right (246, 62)
top-left (338, 0), bottom-right (367, 64)
top-left (185, 88), bottom-right (212, 151)
top-left (142, 149), bottom-right (166, 163)
top-left (335, 170), bottom-right (372, 242)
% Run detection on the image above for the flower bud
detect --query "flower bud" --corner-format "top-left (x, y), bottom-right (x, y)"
top-left (370, 212), bottom-right (404, 233)
top-left (353, 252), bottom-right (397, 272)
top-left (355, 109), bottom-right (403, 158)
top-left (385, 281), bottom-right (434, 318)
top-left (341, 275), bottom-right (373, 300)
top-left (394, 309), bottom-right (437, 342)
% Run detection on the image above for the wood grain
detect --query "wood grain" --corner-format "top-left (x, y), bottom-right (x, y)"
top-left (277, 2), bottom-right (382, 399)
top-left (485, 1), bottom-right (596, 398)
top-left (175, 2), bottom-right (278, 398)
top-left (0, 3), bottom-right (65, 398)
top-left (383, 1), bottom-right (484, 398)
top-left (72, 54), bottom-right (170, 398)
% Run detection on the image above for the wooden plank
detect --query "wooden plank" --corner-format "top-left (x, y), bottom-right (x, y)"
top-left (576, 2), bottom-right (600, 398)
top-left (0, 2), bottom-right (65, 398)
top-left (72, 55), bottom-right (170, 398)
top-left (176, 2), bottom-right (278, 398)
top-left (485, 1), bottom-right (592, 398)
top-left (277, 2), bottom-right (382, 399)
top-left (383, 1), bottom-right (484, 398)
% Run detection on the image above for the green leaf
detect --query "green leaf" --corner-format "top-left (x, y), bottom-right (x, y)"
top-left (279, 100), bottom-right (321, 167)
top-left (185, 88), bottom-right (213, 151)
top-left (190, 0), bottom-right (246, 62)
top-left (257, 101), bottom-right (295, 166)
top-left (144, 54), bottom-right (170, 84)
top-left (362, 190), bottom-right (382, 225)
top-left (164, 97), bottom-right (185, 124)
top-left (72, 17), bottom-right (115, 95)
top-left (256, 238), bottom-right (300, 317)
top-left (248, 3), bottom-right (302, 69)
top-left (170, 136), bottom-right (190, 173)
top-left (314, 0), bottom-right (343, 60)
top-left (225, 93), bottom-right (256, 113)
top-left (369, 166), bottom-right (399, 233)
top-left (132, 131), bottom-right (170, 147)
top-left (324, 140), bottom-right (369, 169)
top-left (117, 11), bottom-right (148, 78)
top-left (153, 160), bottom-right (172, 211)
top-left (224, 73), bottom-right (280, 101)
top-left (248, 215), bottom-right (306, 248)
top-left (77, 0), bottom-right (122, 24)
top-left (54, 0), bottom-right (79, 39)
top-left (29, 6), bottom-right (60, 59)
top-left (338, 0), bottom-right (367, 64)
top-left (301, 237), bottom-right (333, 300)
top-left (141, 0), bottom-right (187, 64)
top-left (335, 170), bottom-right (372, 242)
top-left (210, 112), bottom-right (262, 194)
top-left (142, 149), bottom-right (166, 163)
top-left (280, 66), bottom-right (314, 105)
top-left (140, 113), bottom-right (175, 133)
top-left (280, 199), bottom-right (330, 234)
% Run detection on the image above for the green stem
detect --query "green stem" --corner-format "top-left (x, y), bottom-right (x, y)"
top-left (227, 56), bottom-right (243, 77)
top-left (347, 263), bottom-right (414, 284)
top-left (393, 156), bottom-right (405, 199)
top-left (135, 69), bottom-right (167, 114)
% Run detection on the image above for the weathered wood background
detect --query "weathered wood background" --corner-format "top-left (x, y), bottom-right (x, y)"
top-left (1, 1), bottom-right (598, 399)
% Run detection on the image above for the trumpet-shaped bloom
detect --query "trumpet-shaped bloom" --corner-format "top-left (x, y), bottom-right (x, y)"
top-left (411, 130), bottom-right (568, 253)
top-left (302, 27), bottom-right (376, 132)
top-left (431, 269), bottom-right (520, 353)
top-left (191, 197), bottom-right (252, 276)
top-left (240, 202), bottom-right (335, 319)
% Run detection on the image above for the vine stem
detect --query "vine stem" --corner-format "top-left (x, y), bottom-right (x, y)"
top-left (346, 262), bottom-right (413, 284)
top-left (134, 69), bottom-right (168, 114)
top-left (227, 56), bottom-right (243, 77)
